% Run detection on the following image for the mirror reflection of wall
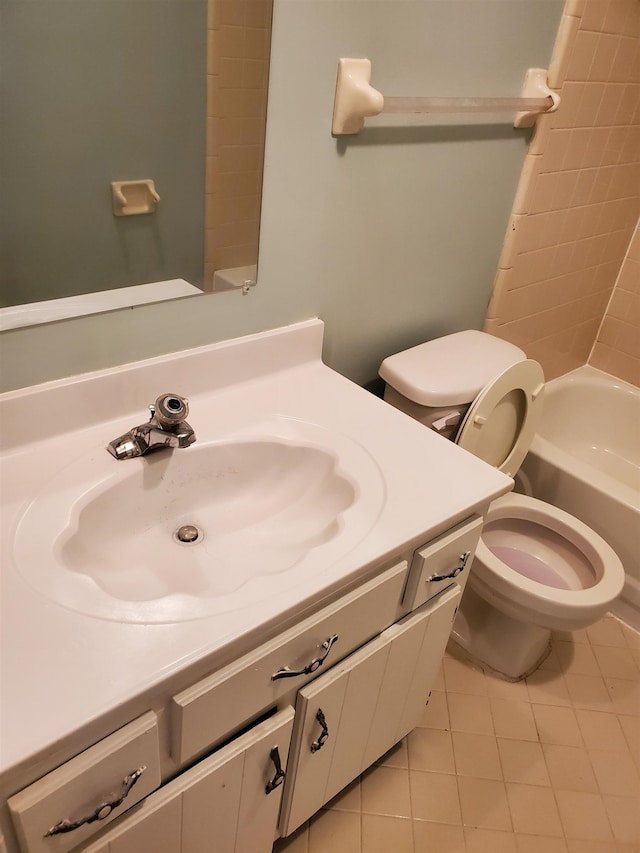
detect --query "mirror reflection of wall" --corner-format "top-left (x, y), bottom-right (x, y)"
top-left (204, 1), bottom-right (273, 292)
top-left (0, 0), bottom-right (207, 309)
top-left (0, 0), bottom-right (273, 315)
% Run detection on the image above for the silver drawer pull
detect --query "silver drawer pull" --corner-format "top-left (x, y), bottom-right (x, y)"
top-left (310, 708), bottom-right (329, 753)
top-left (271, 634), bottom-right (339, 681)
top-left (43, 766), bottom-right (146, 838)
top-left (428, 551), bottom-right (471, 583)
top-left (265, 746), bottom-right (286, 794)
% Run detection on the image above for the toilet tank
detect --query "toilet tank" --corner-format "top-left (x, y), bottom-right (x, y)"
top-left (379, 331), bottom-right (526, 440)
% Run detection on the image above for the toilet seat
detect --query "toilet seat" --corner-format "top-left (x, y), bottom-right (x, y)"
top-left (456, 360), bottom-right (545, 477)
top-left (469, 493), bottom-right (625, 632)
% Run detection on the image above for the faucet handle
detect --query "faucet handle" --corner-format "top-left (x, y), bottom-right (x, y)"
top-left (154, 394), bottom-right (189, 428)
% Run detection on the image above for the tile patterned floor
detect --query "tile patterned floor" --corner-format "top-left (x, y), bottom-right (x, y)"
top-left (273, 614), bottom-right (640, 853)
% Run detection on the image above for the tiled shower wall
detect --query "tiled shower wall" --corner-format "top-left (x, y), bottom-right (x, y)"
top-left (591, 220), bottom-right (640, 385)
top-left (485, 0), bottom-right (640, 384)
top-left (204, 0), bottom-right (272, 288)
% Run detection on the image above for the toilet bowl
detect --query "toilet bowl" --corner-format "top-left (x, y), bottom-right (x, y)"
top-left (457, 492), bottom-right (624, 676)
top-left (379, 330), bottom-right (625, 679)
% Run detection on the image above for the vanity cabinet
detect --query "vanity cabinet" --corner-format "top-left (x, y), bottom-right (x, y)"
top-left (170, 560), bottom-right (411, 765)
top-left (280, 585), bottom-right (460, 836)
top-left (5, 515), bottom-right (481, 853)
top-left (80, 709), bottom-right (295, 853)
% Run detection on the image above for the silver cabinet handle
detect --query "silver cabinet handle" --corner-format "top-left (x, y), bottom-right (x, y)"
top-left (271, 635), bottom-right (339, 681)
top-left (428, 551), bottom-right (471, 583)
top-left (310, 709), bottom-right (329, 753)
top-left (265, 746), bottom-right (286, 794)
top-left (43, 767), bottom-right (146, 837)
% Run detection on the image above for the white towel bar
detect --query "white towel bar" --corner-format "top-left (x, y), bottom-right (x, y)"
top-left (331, 59), bottom-right (560, 135)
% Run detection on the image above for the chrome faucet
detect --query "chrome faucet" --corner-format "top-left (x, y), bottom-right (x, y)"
top-left (107, 394), bottom-right (196, 460)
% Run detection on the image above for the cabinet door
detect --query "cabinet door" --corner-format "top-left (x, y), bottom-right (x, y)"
top-left (80, 707), bottom-right (294, 853)
top-left (280, 586), bottom-right (461, 836)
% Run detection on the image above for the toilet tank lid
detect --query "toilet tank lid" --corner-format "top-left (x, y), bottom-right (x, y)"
top-left (379, 330), bottom-right (527, 407)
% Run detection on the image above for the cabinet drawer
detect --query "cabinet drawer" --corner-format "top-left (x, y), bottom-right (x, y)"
top-left (81, 708), bottom-right (294, 853)
top-left (171, 560), bottom-right (408, 764)
top-left (403, 516), bottom-right (482, 611)
top-left (8, 712), bottom-right (160, 853)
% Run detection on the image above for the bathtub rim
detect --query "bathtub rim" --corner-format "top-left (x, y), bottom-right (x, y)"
top-left (529, 364), bottom-right (640, 512)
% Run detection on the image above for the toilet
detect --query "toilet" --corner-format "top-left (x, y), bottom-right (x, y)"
top-left (379, 330), bottom-right (625, 679)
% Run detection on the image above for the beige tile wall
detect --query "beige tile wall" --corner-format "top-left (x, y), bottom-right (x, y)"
top-left (204, 0), bottom-right (273, 287)
top-left (590, 218), bottom-right (640, 385)
top-left (485, 0), bottom-right (640, 382)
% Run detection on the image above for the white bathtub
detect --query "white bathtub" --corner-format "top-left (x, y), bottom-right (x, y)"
top-left (521, 365), bottom-right (640, 630)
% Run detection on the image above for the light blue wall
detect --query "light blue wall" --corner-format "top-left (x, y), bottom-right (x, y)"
top-left (0, 0), bottom-right (563, 393)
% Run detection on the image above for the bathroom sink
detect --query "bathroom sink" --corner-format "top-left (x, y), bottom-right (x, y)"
top-left (13, 420), bottom-right (385, 623)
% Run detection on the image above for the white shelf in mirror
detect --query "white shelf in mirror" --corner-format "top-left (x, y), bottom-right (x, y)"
top-left (0, 279), bottom-right (202, 332)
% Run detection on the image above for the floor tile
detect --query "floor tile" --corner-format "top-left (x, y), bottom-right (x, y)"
top-left (565, 841), bottom-right (617, 853)
top-left (564, 673), bottom-right (616, 711)
top-left (515, 835), bottom-right (568, 853)
top-left (524, 669), bottom-right (571, 707)
top-left (458, 776), bottom-right (512, 831)
top-left (448, 692), bottom-right (494, 735)
top-left (308, 811), bottom-right (360, 853)
top-left (553, 640), bottom-right (600, 676)
top-left (531, 703), bottom-right (584, 746)
top-left (541, 743), bottom-right (598, 792)
top-left (575, 707), bottom-right (629, 751)
top-left (412, 820), bottom-right (465, 852)
top-left (604, 792), bottom-right (640, 845)
top-left (464, 826), bottom-right (518, 852)
top-left (497, 739), bottom-right (550, 786)
top-left (451, 731), bottom-right (502, 780)
top-left (536, 647), bottom-right (562, 672)
top-left (621, 623), bottom-right (640, 651)
top-left (409, 770), bottom-right (461, 825)
top-left (588, 747), bottom-right (640, 796)
top-left (593, 645), bottom-right (640, 680)
top-left (443, 656), bottom-right (488, 695)
top-left (553, 628), bottom-right (589, 644)
top-left (484, 671), bottom-right (530, 701)
top-left (505, 783), bottom-right (563, 837)
top-left (586, 616), bottom-right (628, 648)
top-left (554, 789), bottom-right (614, 842)
top-left (361, 765), bottom-right (412, 818)
top-left (618, 713), bottom-right (640, 760)
top-left (407, 727), bottom-right (455, 774)
top-left (490, 697), bottom-right (538, 740)
top-left (605, 675), bottom-right (640, 714)
top-left (361, 814), bottom-right (414, 853)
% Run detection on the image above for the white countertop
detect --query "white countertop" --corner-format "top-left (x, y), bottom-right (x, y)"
top-left (0, 320), bottom-right (511, 774)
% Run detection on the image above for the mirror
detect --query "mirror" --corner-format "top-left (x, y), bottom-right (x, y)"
top-left (0, 0), bottom-right (272, 327)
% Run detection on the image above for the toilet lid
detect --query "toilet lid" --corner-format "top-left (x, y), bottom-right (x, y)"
top-left (455, 360), bottom-right (545, 477)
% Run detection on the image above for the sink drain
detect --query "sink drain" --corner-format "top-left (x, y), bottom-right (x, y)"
top-left (174, 524), bottom-right (204, 545)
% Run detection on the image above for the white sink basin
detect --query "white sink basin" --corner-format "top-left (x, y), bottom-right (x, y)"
top-left (13, 419), bottom-right (385, 623)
